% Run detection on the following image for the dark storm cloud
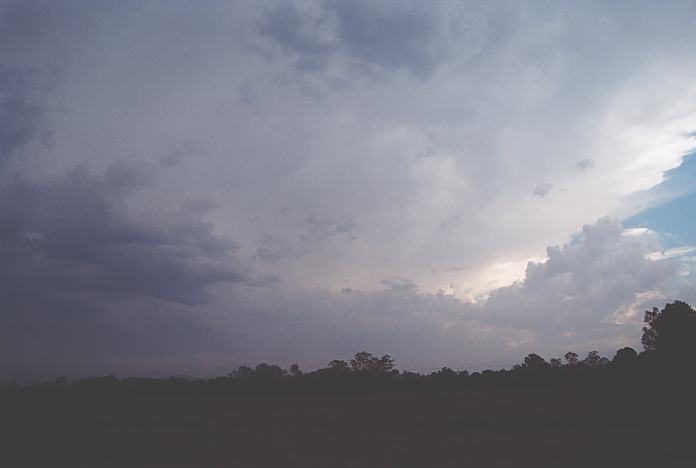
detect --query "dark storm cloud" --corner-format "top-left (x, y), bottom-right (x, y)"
top-left (256, 215), bottom-right (357, 263)
top-left (159, 140), bottom-right (207, 168)
top-left (257, 0), bottom-right (486, 77)
top-left (0, 159), bottom-right (253, 380)
top-left (257, 3), bottom-right (340, 72)
top-left (330, 1), bottom-right (448, 77)
top-left (256, 234), bottom-right (309, 262)
top-left (0, 161), bottom-right (248, 304)
top-left (0, 0), bottom-right (131, 61)
top-left (302, 215), bottom-right (357, 242)
top-left (1, 292), bottom-right (234, 382)
top-left (0, 66), bottom-right (52, 161)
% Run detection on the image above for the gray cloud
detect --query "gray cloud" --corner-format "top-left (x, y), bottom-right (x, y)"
top-left (257, 0), bottom-right (487, 78)
top-left (257, 3), bottom-right (340, 71)
top-left (159, 139), bottom-right (206, 168)
top-left (201, 283), bottom-right (504, 374)
top-left (0, 159), bottom-right (253, 380)
top-left (3, 1), bottom-right (696, 380)
top-left (256, 215), bottom-right (357, 263)
top-left (440, 216), bottom-right (463, 230)
top-left (575, 158), bottom-right (596, 171)
top-left (256, 233), bottom-right (309, 263)
top-left (532, 182), bottom-right (553, 198)
top-left (380, 276), bottom-right (418, 292)
top-left (0, 66), bottom-right (52, 161)
top-left (1, 294), bottom-right (236, 382)
top-left (0, 161), bottom-right (248, 304)
top-left (302, 215), bottom-right (357, 242)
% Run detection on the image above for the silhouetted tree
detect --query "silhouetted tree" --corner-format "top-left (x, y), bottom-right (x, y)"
top-left (523, 353), bottom-right (549, 370)
top-left (432, 367), bottom-right (457, 378)
top-left (231, 365), bottom-right (255, 379)
top-left (289, 363), bottom-right (303, 377)
top-left (550, 358), bottom-right (562, 368)
top-left (583, 351), bottom-right (601, 367)
top-left (612, 347), bottom-right (637, 365)
top-left (377, 354), bottom-right (396, 374)
top-left (350, 352), bottom-right (395, 374)
top-left (254, 363), bottom-right (286, 381)
top-left (564, 351), bottom-right (578, 365)
top-left (642, 301), bottom-right (696, 360)
top-left (350, 351), bottom-right (374, 372)
top-left (327, 359), bottom-right (350, 373)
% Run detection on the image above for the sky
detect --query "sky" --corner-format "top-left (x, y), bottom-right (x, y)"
top-left (2, 0), bottom-right (696, 381)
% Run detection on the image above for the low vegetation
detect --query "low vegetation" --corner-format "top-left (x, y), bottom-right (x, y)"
top-left (3, 301), bottom-right (696, 467)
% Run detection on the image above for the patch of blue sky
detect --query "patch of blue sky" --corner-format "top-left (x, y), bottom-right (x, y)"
top-left (568, 231), bottom-right (584, 247)
top-left (624, 152), bottom-right (696, 248)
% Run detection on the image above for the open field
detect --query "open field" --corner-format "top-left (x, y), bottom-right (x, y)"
top-left (3, 385), bottom-right (695, 468)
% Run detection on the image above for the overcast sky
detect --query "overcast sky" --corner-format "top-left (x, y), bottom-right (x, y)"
top-left (2, 0), bottom-right (696, 381)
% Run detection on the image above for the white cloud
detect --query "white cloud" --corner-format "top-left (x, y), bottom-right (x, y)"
top-left (645, 245), bottom-right (696, 261)
top-left (483, 217), bottom-right (682, 333)
top-left (606, 289), bottom-right (668, 326)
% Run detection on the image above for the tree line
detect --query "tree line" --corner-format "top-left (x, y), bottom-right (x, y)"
top-left (3, 300), bottom-right (696, 398)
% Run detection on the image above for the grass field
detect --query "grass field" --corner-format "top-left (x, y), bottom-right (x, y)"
top-left (3, 385), bottom-right (695, 467)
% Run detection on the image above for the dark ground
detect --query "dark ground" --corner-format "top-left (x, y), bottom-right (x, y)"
top-left (3, 385), bottom-right (695, 468)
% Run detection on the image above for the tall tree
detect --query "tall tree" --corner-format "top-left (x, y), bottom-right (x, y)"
top-left (642, 301), bottom-right (696, 360)
top-left (564, 351), bottom-right (578, 366)
top-left (523, 353), bottom-right (549, 370)
top-left (327, 360), bottom-right (350, 373)
top-left (583, 351), bottom-right (601, 367)
top-left (612, 347), bottom-right (637, 366)
top-left (350, 352), bottom-right (396, 374)
top-left (289, 363), bottom-right (303, 377)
